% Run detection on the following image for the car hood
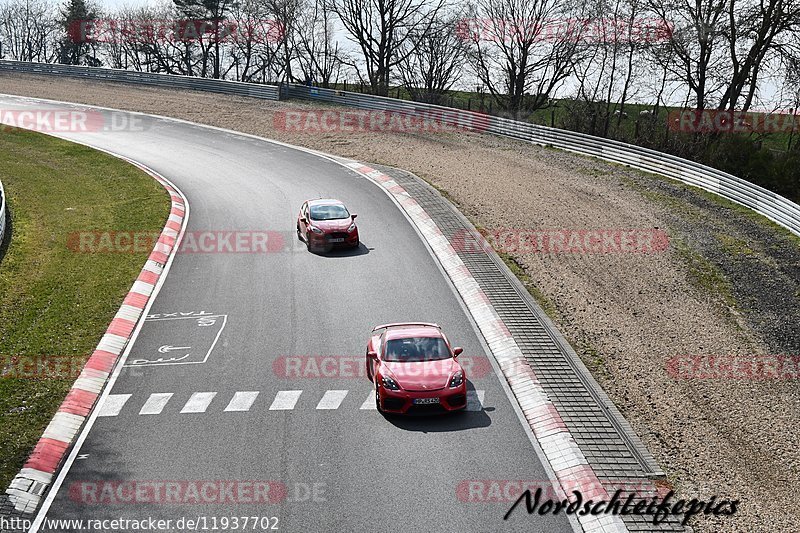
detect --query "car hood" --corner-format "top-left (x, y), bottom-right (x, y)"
top-left (383, 359), bottom-right (458, 391)
top-left (311, 218), bottom-right (353, 232)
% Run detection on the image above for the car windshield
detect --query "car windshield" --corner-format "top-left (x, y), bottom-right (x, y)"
top-left (310, 204), bottom-right (350, 221)
top-left (384, 337), bottom-right (451, 362)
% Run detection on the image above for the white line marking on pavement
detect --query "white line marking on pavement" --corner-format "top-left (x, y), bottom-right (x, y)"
top-left (269, 390), bottom-right (302, 410)
top-left (224, 391), bottom-right (259, 412)
top-left (360, 392), bottom-right (376, 410)
top-left (180, 392), bottom-right (217, 413)
top-left (467, 390), bottom-right (485, 411)
top-left (139, 393), bottom-right (173, 415)
top-left (125, 314), bottom-right (228, 367)
top-left (97, 394), bottom-right (131, 417)
top-left (316, 390), bottom-right (348, 410)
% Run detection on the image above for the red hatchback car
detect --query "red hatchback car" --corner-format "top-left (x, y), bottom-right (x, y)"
top-left (366, 322), bottom-right (467, 414)
top-left (296, 199), bottom-right (359, 252)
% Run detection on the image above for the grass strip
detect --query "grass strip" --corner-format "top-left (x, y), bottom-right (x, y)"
top-left (0, 128), bottom-right (168, 489)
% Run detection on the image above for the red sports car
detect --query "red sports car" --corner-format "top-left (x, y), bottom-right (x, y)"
top-left (366, 322), bottom-right (467, 414)
top-left (296, 199), bottom-right (359, 252)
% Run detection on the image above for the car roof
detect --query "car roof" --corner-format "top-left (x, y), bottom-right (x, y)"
top-left (385, 325), bottom-right (444, 340)
top-left (307, 198), bottom-right (345, 207)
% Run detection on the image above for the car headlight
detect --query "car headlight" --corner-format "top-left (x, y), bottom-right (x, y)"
top-left (381, 376), bottom-right (400, 390)
top-left (308, 225), bottom-right (324, 234)
top-left (347, 222), bottom-right (357, 233)
top-left (449, 370), bottom-right (464, 388)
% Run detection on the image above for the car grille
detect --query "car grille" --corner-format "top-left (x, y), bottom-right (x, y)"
top-left (383, 398), bottom-right (405, 410)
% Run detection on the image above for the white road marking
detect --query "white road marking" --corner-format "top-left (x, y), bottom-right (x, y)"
top-left (180, 392), bottom-right (217, 413)
top-left (360, 391), bottom-right (376, 410)
top-left (316, 390), bottom-right (348, 410)
top-left (97, 394), bottom-right (131, 417)
top-left (224, 391), bottom-right (259, 412)
top-left (269, 390), bottom-right (302, 410)
top-left (139, 393), bottom-right (173, 415)
top-left (124, 314), bottom-right (228, 367)
top-left (82, 390), bottom-right (484, 415)
top-left (467, 390), bottom-right (485, 411)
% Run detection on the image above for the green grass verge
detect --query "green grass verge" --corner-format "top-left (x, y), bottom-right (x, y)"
top-left (0, 128), bottom-right (169, 490)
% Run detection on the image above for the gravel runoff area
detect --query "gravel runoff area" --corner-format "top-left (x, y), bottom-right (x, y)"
top-left (1, 74), bottom-right (799, 532)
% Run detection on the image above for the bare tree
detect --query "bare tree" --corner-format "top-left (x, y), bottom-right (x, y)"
top-left (326, 0), bottom-right (445, 95)
top-left (465, 0), bottom-right (586, 113)
top-left (0, 0), bottom-right (58, 61)
top-left (173, 0), bottom-right (237, 78)
top-left (396, 10), bottom-right (468, 103)
top-left (718, 0), bottom-right (800, 111)
top-left (266, 0), bottom-right (302, 83)
top-left (295, 0), bottom-right (344, 86)
top-left (647, 0), bottom-right (728, 109)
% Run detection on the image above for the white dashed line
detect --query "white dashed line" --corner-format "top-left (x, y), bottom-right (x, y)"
top-left (97, 394), bottom-right (131, 417)
top-left (224, 391), bottom-right (259, 412)
top-left (94, 389), bottom-right (486, 415)
top-left (360, 392), bottom-right (376, 410)
top-left (139, 393), bottom-right (173, 415)
top-left (180, 392), bottom-right (217, 413)
top-left (269, 390), bottom-right (303, 410)
top-left (316, 390), bottom-right (348, 410)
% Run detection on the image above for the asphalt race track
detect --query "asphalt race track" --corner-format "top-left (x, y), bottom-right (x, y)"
top-left (0, 95), bottom-right (575, 533)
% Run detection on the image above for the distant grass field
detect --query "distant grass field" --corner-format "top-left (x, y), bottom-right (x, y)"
top-left (0, 128), bottom-right (168, 489)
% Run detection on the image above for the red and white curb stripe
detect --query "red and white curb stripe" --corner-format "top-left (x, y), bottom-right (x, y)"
top-left (4, 164), bottom-right (187, 514)
top-left (346, 162), bottom-right (628, 533)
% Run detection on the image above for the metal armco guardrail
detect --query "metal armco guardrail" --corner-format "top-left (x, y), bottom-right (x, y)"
top-left (0, 60), bottom-right (279, 100)
top-left (284, 84), bottom-right (800, 237)
top-left (0, 60), bottom-right (797, 236)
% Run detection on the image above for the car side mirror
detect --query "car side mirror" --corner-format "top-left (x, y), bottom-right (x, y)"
top-left (453, 347), bottom-right (463, 357)
top-left (351, 213), bottom-right (358, 220)
top-left (367, 351), bottom-right (378, 360)
top-left (300, 217), bottom-right (307, 223)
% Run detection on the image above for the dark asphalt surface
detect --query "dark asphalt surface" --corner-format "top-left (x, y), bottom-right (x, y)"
top-left (0, 95), bottom-right (575, 533)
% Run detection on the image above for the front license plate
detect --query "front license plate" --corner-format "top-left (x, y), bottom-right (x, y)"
top-left (329, 238), bottom-right (345, 243)
top-left (413, 398), bottom-right (440, 405)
